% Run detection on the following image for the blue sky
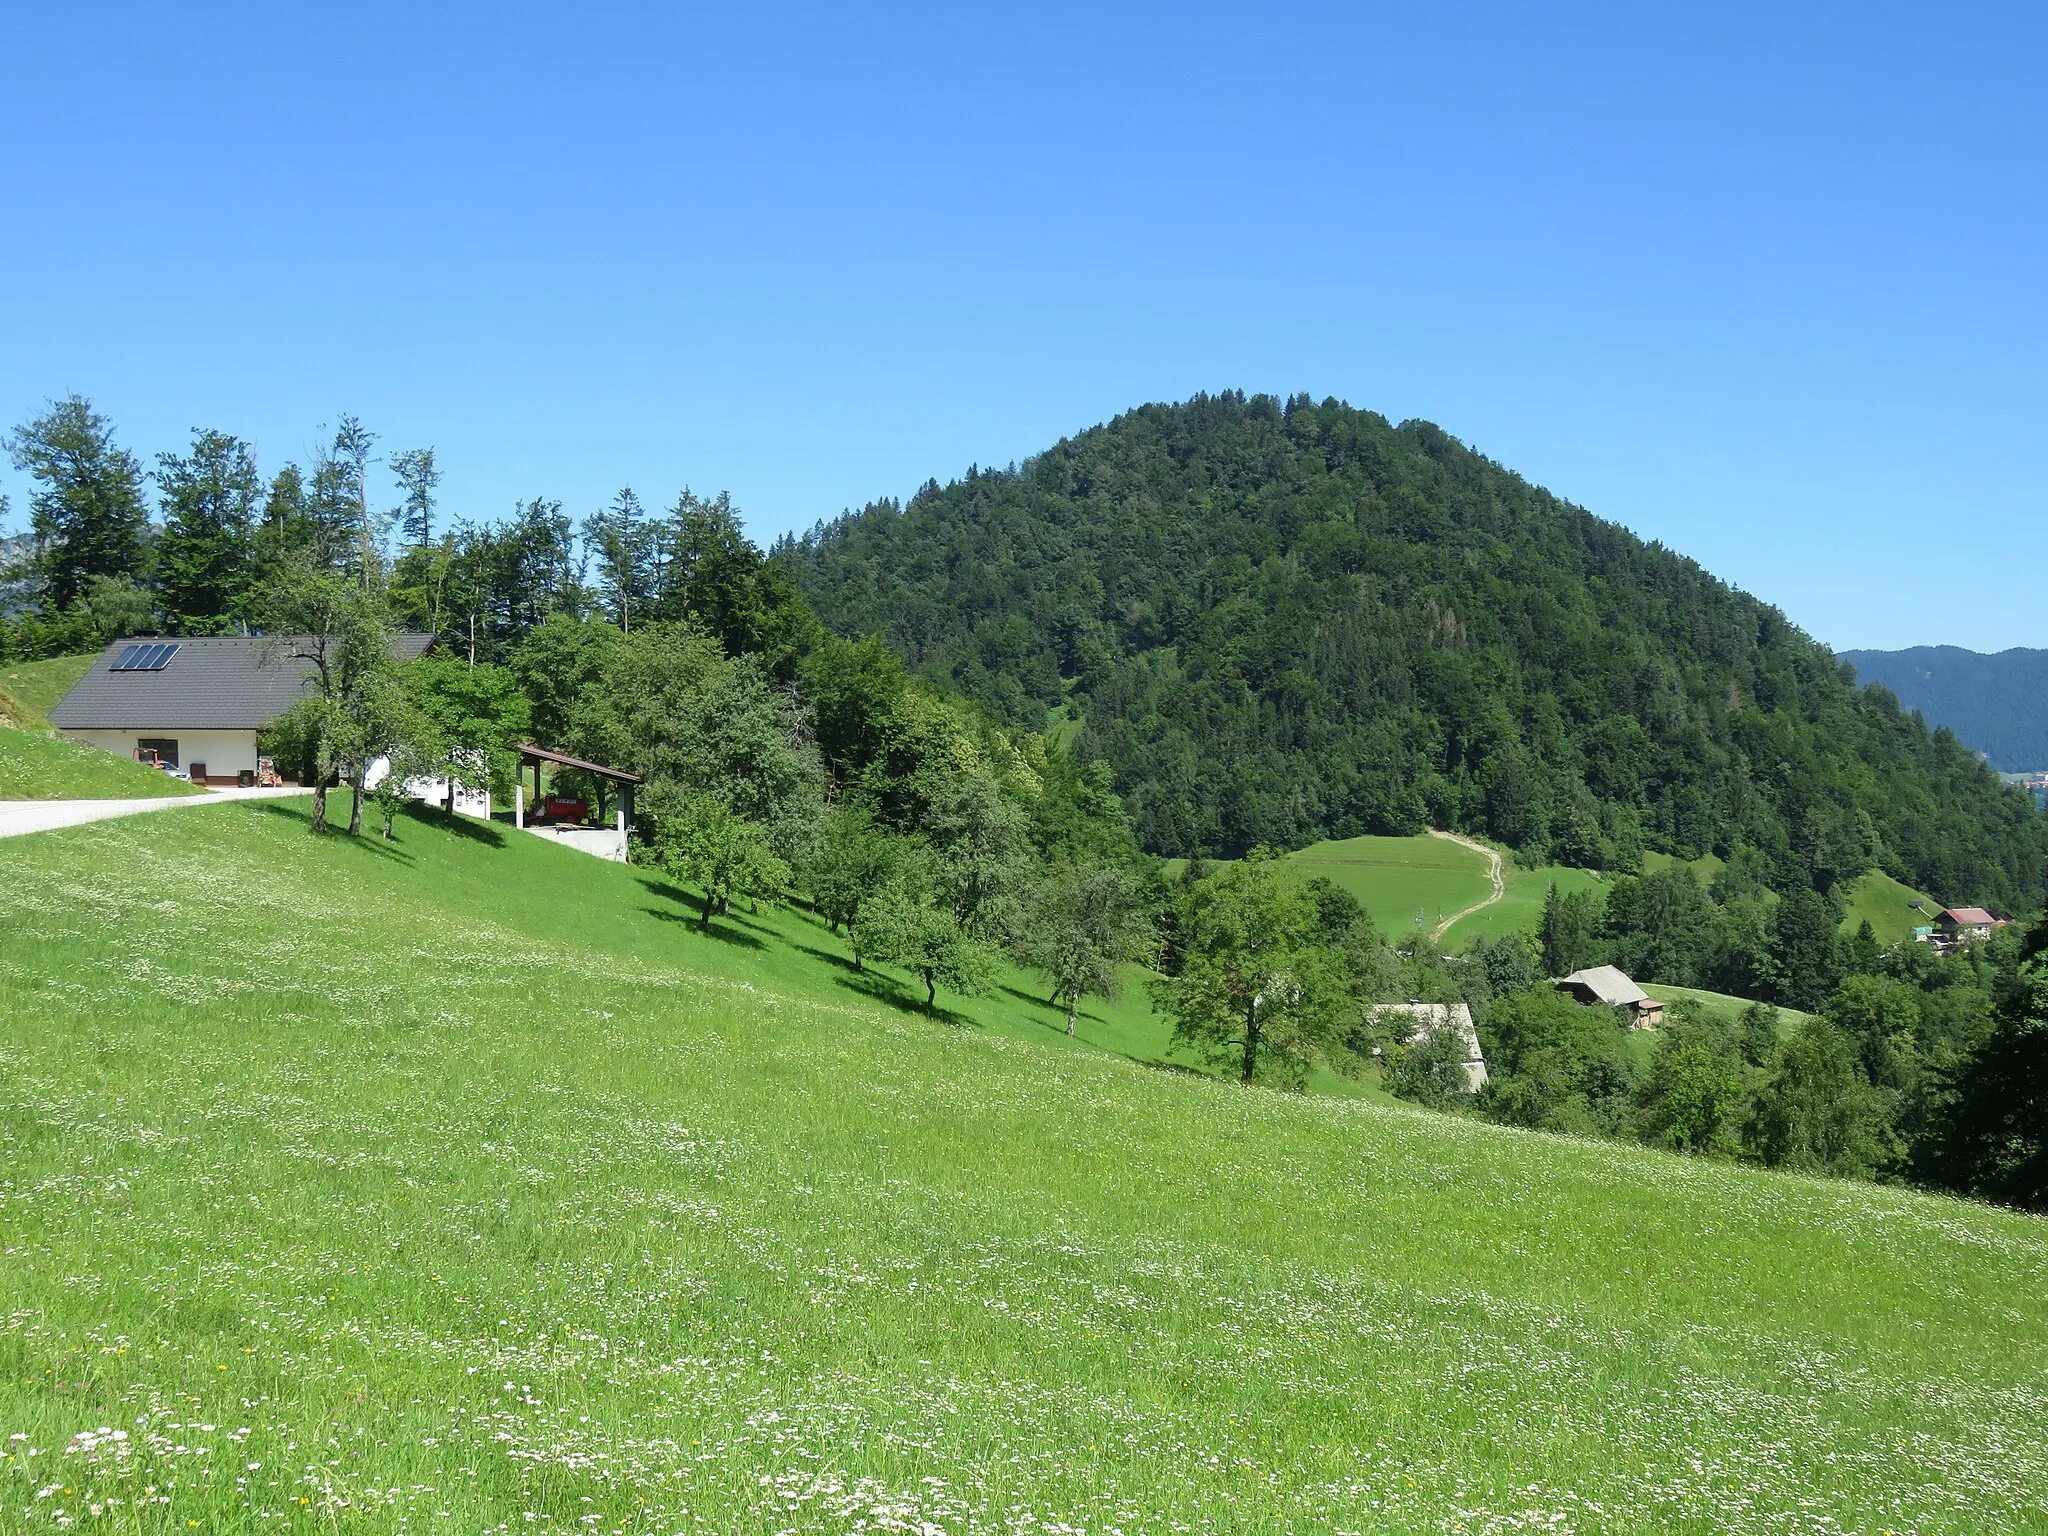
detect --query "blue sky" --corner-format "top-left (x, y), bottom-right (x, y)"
top-left (2, 2), bottom-right (2041, 651)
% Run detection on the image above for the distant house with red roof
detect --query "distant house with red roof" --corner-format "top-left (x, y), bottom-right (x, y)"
top-left (1934, 907), bottom-right (2005, 946)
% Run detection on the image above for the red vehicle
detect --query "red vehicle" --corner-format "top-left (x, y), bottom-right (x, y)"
top-left (540, 795), bottom-right (589, 823)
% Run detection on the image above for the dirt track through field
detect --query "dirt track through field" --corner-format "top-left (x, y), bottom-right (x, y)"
top-left (1426, 829), bottom-right (1505, 940)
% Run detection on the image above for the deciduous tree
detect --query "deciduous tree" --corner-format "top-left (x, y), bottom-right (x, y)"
top-left (1017, 861), bottom-right (1154, 1034)
top-left (1149, 853), bottom-right (1349, 1085)
top-left (856, 881), bottom-right (997, 1011)
top-left (657, 792), bottom-right (790, 930)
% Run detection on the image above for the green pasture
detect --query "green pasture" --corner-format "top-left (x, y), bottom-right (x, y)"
top-left (0, 724), bottom-right (203, 800)
top-left (1281, 833), bottom-right (1490, 937)
top-left (1841, 867), bottom-right (1943, 945)
top-left (1282, 833), bottom-right (1604, 946)
top-left (0, 651), bottom-right (98, 729)
top-left (1456, 857), bottom-right (1606, 945)
top-left (1641, 982), bottom-right (1815, 1035)
top-left (2, 804), bottom-right (2045, 1531)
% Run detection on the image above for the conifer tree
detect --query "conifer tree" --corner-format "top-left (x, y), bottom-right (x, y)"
top-left (391, 447), bottom-right (441, 551)
top-left (155, 429), bottom-right (260, 633)
top-left (5, 396), bottom-right (150, 610)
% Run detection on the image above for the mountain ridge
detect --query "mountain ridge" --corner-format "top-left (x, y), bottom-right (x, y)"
top-left (1841, 644), bottom-right (2048, 773)
top-left (781, 391), bottom-right (2047, 911)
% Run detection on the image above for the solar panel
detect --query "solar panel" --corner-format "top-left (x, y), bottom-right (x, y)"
top-left (109, 642), bottom-right (179, 672)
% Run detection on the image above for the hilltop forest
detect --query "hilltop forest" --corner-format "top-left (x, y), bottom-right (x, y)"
top-left (784, 392), bottom-right (2048, 913)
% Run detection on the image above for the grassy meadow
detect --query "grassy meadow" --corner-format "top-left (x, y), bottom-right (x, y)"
top-left (1640, 983), bottom-right (1815, 1034)
top-left (2, 804), bottom-right (2047, 1531)
top-left (1281, 834), bottom-right (1493, 937)
top-left (0, 725), bottom-right (203, 801)
top-left (1840, 868), bottom-right (1943, 945)
top-left (0, 653), bottom-right (99, 730)
top-left (1278, 834), bottom-right (1605, 947)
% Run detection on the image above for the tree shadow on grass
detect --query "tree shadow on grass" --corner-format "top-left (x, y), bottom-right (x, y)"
top-left (832, 969), bottom-right (976, 1028)
top-left (790, 938), bottom-right (861, 974)
top-left (240, 798), bottom-right (416, 863)
top-left (635, 876), bottom-right (775, 948)
top-left (1001, 982), bottom-right (1064, 1014)
top-left (639, 907), bottom-right (766, 948)
top-left (408, 806), bottom-right (505, 846)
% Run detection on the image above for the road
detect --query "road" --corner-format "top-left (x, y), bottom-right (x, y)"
top-left (1426, 829), bottom-right (1506, 941)
top-left (0, 787), bottom-right (312, 839)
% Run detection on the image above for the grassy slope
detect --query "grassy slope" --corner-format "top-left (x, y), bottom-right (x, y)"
top-left (3, 807), bottom-right (2046, 1531)
top-left (1284, 834), bottom-right (1492, 936)
top-left (0, 652), bottom-right (99, 727)
top-left (1283, 833), bottom-right (1605, 947)
top-left (1455, 857), bottom-right (1607, 945)
top-left (1842, 867), bottom-right (1943, 945)
top-left (1641, 982), bottom-right (1815, 1034)
top-left (0, 724), bottom-right (204, 800)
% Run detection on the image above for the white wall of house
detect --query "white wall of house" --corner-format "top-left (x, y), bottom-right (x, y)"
top-left (362, 755), bottom-right (491, 818)
top-left (62, 728), bottom-right (260, 780)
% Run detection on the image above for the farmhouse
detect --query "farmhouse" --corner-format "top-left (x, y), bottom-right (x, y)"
top-left (1935, 906), bottom-right (2005, 945)
top-left (1369, 1002), bottom-right (1489, 1090)
top-left (48, 634), bottom-right (432, 785)
top-left (1553, 965), bottom-right (1665, 1028)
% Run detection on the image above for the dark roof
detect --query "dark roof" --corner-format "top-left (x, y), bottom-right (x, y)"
top-left (518, 742), bottom-right (642, 784)
top-left (48, 634), bottom-right (433, 730)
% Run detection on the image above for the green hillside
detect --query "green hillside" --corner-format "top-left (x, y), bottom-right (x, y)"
top-left (1278, 832), bottom-right (1603, 946)
top-left (3, 805), bottom-right (2046, 1530)
top-left (1841, 867), bottom-right (1943, 946)
top-left (1283, 833), bottom-right (1492, 935)
top-left (785, 393), bottom-right (2048, 911)
top-left (0, 650), bottom-right (97, 729)
top-left (0, 723), bottom-right (203, 799)
top-left (1642, 982), bottom-right (1815, 1034)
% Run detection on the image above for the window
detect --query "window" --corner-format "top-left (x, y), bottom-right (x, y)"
top-left (136, 738), bottom-right (179, 768)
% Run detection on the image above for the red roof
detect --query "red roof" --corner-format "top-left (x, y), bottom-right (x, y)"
top-left (1943, 907), bottom-right (1997, 926)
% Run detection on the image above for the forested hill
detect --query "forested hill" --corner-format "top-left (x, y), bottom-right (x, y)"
top-left (782, 392), bottom-right (2048, 910)
top-left (1841, 646), bottom-right (2048, 773)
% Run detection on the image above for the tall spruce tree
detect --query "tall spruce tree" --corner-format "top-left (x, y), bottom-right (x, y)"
top-left (586, 488), bottom-right (654, 632)
top-left (5, 396), bottom-right (150, 611)
top-left (155, 429), bottom-right (260, 633)
top-left (306, 417), bottom-right (379, 576)
top-left (391, 448), bottom-right (440, 551)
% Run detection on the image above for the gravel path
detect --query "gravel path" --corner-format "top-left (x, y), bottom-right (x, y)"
top-left (1426, 828), bottom-right (1506, 940)
top-left (0, 787), bottom-right (312, 839)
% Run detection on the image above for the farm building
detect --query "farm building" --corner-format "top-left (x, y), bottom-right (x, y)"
top-left (48, 634), bottom-right (433, 785)
top-left (1553, 965), bottom-right (1665, 1028)
top-left (1934, 906), bottom-right (2005, 945)
top-left (1370, 1002), bottom-right (1489, 1090)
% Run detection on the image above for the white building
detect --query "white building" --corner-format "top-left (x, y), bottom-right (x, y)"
top-left (1370, 1002), bottom-right (1490, 1091)
top-left (48, 634), bottom-right (433, 786)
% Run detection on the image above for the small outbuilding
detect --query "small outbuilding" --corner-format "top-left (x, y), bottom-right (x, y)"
top-left (513, 743), bottom-right (640, 862)
top-left (1370, 1002), bottom-right (1489, 1091)
top-left (49, 633), bottom-right (432, 785)
top-left (1553, 965), bottom-right (1665, 1029)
